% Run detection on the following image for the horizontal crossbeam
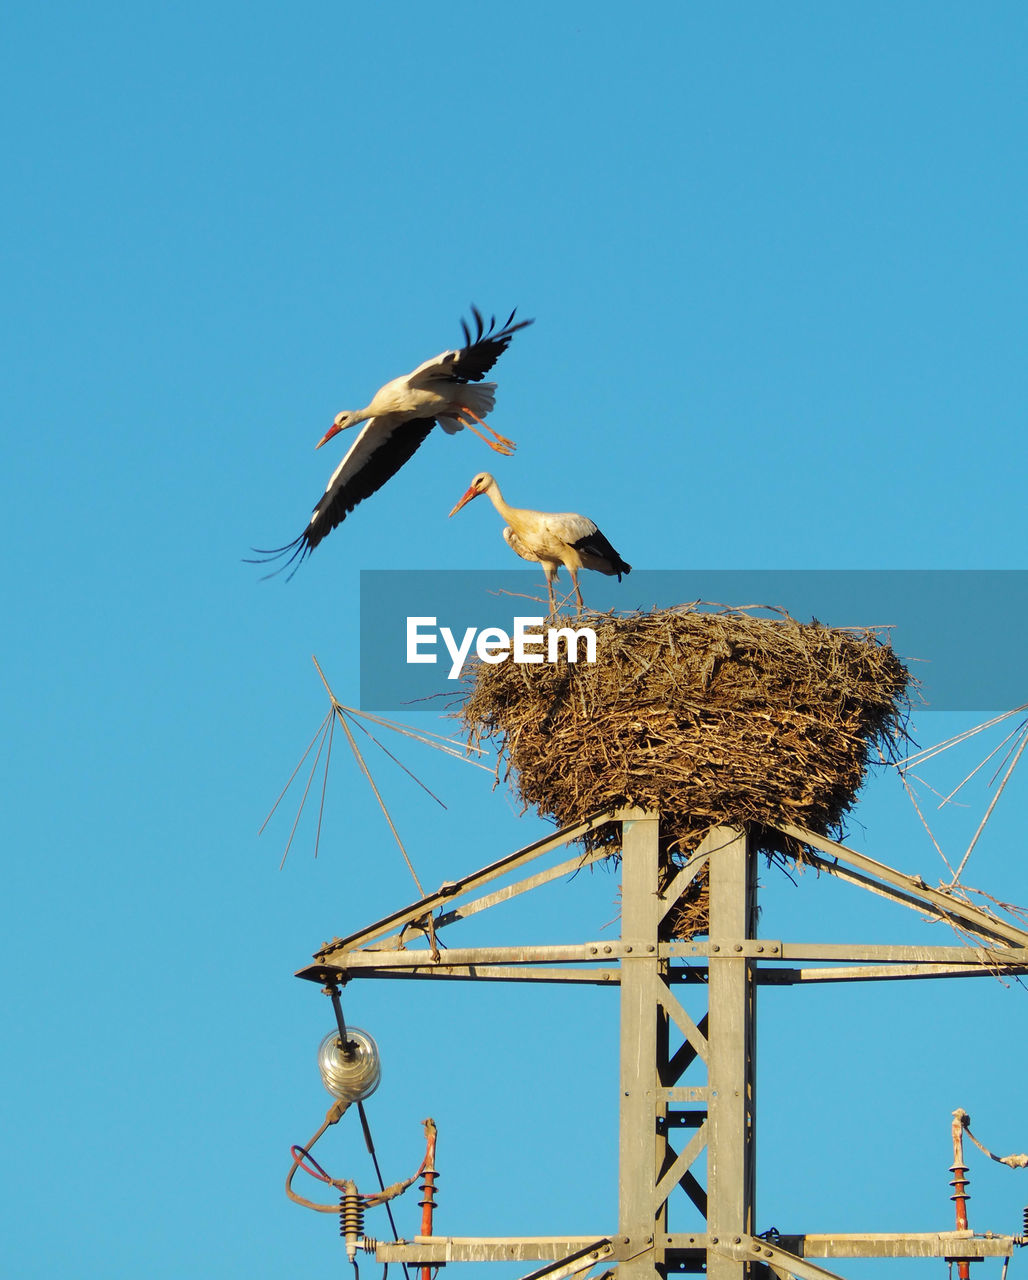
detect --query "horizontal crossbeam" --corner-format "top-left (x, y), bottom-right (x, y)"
top-left (778, 1232), bottom-right (1021, 1258)
top-left (376, 1231), bottom-right (1022, 1266)
top-left (760, 962), bottom-right (1028, 984)
top-left (298, 938), bottom-right (1028, 984)
top-left (669, 941), bottom-right (1028, 964)
top-left (376, 1236), bottom-right (617, 1264)
top-left (302, 963), bottom-right (622, 984)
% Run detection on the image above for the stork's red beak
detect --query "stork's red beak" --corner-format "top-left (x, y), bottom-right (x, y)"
top-left (316, 422), bottom-right (343, 449)
top-left (448, 486), bottom-right (479, 518)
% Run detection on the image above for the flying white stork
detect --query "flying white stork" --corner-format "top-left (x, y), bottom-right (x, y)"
top-left (448, 472), bottom-right (632, 615)
top-left (250, 307), bottom-right (532, 576)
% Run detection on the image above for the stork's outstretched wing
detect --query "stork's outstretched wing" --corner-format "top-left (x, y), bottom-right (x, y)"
top-left (248, 416), bottom-right (437, 578)
top-left (407, 307), bottom-right (533, 387)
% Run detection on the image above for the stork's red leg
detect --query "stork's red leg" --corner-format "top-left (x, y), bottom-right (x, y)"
top-left (457, 416), bottom-right (515, 456)
top-left (459, 406), bottom-right (517, 453)
top-left (570, 570), bottom-right (584, 618)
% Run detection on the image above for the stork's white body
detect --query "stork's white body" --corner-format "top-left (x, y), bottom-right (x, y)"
top-left (449, 473), bottom-right (632, 615)
top-left (340, 365), bottom-right (498, 437)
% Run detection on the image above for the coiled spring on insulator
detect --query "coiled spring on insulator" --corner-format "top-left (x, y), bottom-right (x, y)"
top-left (340, 1183), bottom-right (364, 1241)
top-left (1022, 1204), bottom-right (1028, 1237)
top-left (338, 1183), bottom-right (377, 1264)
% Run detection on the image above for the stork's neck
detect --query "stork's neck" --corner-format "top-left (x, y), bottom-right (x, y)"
top-left (484, 480), bottom-right (518, 524)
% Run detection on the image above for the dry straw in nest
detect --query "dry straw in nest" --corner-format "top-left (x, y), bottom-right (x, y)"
top-left (460, 605), bottom-right (912, 937)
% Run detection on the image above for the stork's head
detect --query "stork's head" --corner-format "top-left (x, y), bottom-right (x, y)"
top-left (448, 472), bottom-right (494, 517)
top-left (316, 410), bottom-right (361, 449)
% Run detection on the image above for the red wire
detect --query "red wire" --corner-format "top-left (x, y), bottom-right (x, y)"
top-left (290, 1144), bottom-right (335, 1183)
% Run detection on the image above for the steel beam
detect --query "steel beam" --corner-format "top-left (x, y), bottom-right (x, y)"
top-left (776, 822), bottom-right (1028, 949)
top-left (434, 844), bottom-right (613, 928)
top-left (758, 963), bottom-right (1028, 984)
top-left (313, 809), bottom-right (617, 958)
top-left (705, 827), bottom-right (756, 1280)
top-left (321, 964), bottom-right (622, 984)
top-left (668, 941), bottom-right (1028, 964)
top-left (618, 811), bottom-right (664, 1276)
top-left (515, 1239), bottom-right (617, 1279)
top-left (316, 943), bottom-right (637, 968)
top-left (375, 1231), bottom-right (1021, 1265)
top-left (376, 1236), bottom-right (616, 1263)
top-left (712, 1237), bottom-right (850, 1280)
top-left (778, 1232), bottom-right (1020, 1258)
top-left (659, 855), bottom-right (710, 922)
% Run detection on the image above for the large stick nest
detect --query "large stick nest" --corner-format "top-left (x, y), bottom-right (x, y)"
top-left (461, 606), bottom-right (912, 936)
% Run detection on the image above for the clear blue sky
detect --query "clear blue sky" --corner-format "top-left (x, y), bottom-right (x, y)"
top-left (3, 4), bottom-right (1027, 1276)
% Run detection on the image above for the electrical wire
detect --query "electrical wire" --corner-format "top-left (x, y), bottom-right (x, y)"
top-left (358, 1100), bottom-right (410, 1280)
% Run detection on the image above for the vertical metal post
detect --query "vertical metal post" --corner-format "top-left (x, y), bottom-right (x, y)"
top-left (706, 826), bottom-right (756, 1280)
top-left (618, 811), bottom-right (662, 1277)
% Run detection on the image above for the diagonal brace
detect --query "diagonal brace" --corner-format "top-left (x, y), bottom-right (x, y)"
top-left (655, 981), bottom-right (709, 1063)
top-left (714, 1238), bottom-right (852, 1280)
top-left (654, 1121), bottom-right (709, 1210)
top-left (777, 822), bottom-right (1028, 949)
top-left (660, 855), bottom-right (710, 921)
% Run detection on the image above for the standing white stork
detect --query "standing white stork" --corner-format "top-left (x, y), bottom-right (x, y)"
top-left (250, 308), bottom-right (532, 576)
top-left (448, 472), bottom-right (632, 615)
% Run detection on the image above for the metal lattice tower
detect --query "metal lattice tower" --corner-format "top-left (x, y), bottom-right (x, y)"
top-left (298, 810), bottom-right (1028, 1279)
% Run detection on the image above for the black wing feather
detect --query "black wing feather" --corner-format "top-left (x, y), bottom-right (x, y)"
top-left (450, 306), bottom-right (534, 383)
top-left (249, 417), bottom-right (437, 579)
top-left (306, 416), bottom-right (437, 547)
top-left (570, 527), bottom-right (632, 581)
